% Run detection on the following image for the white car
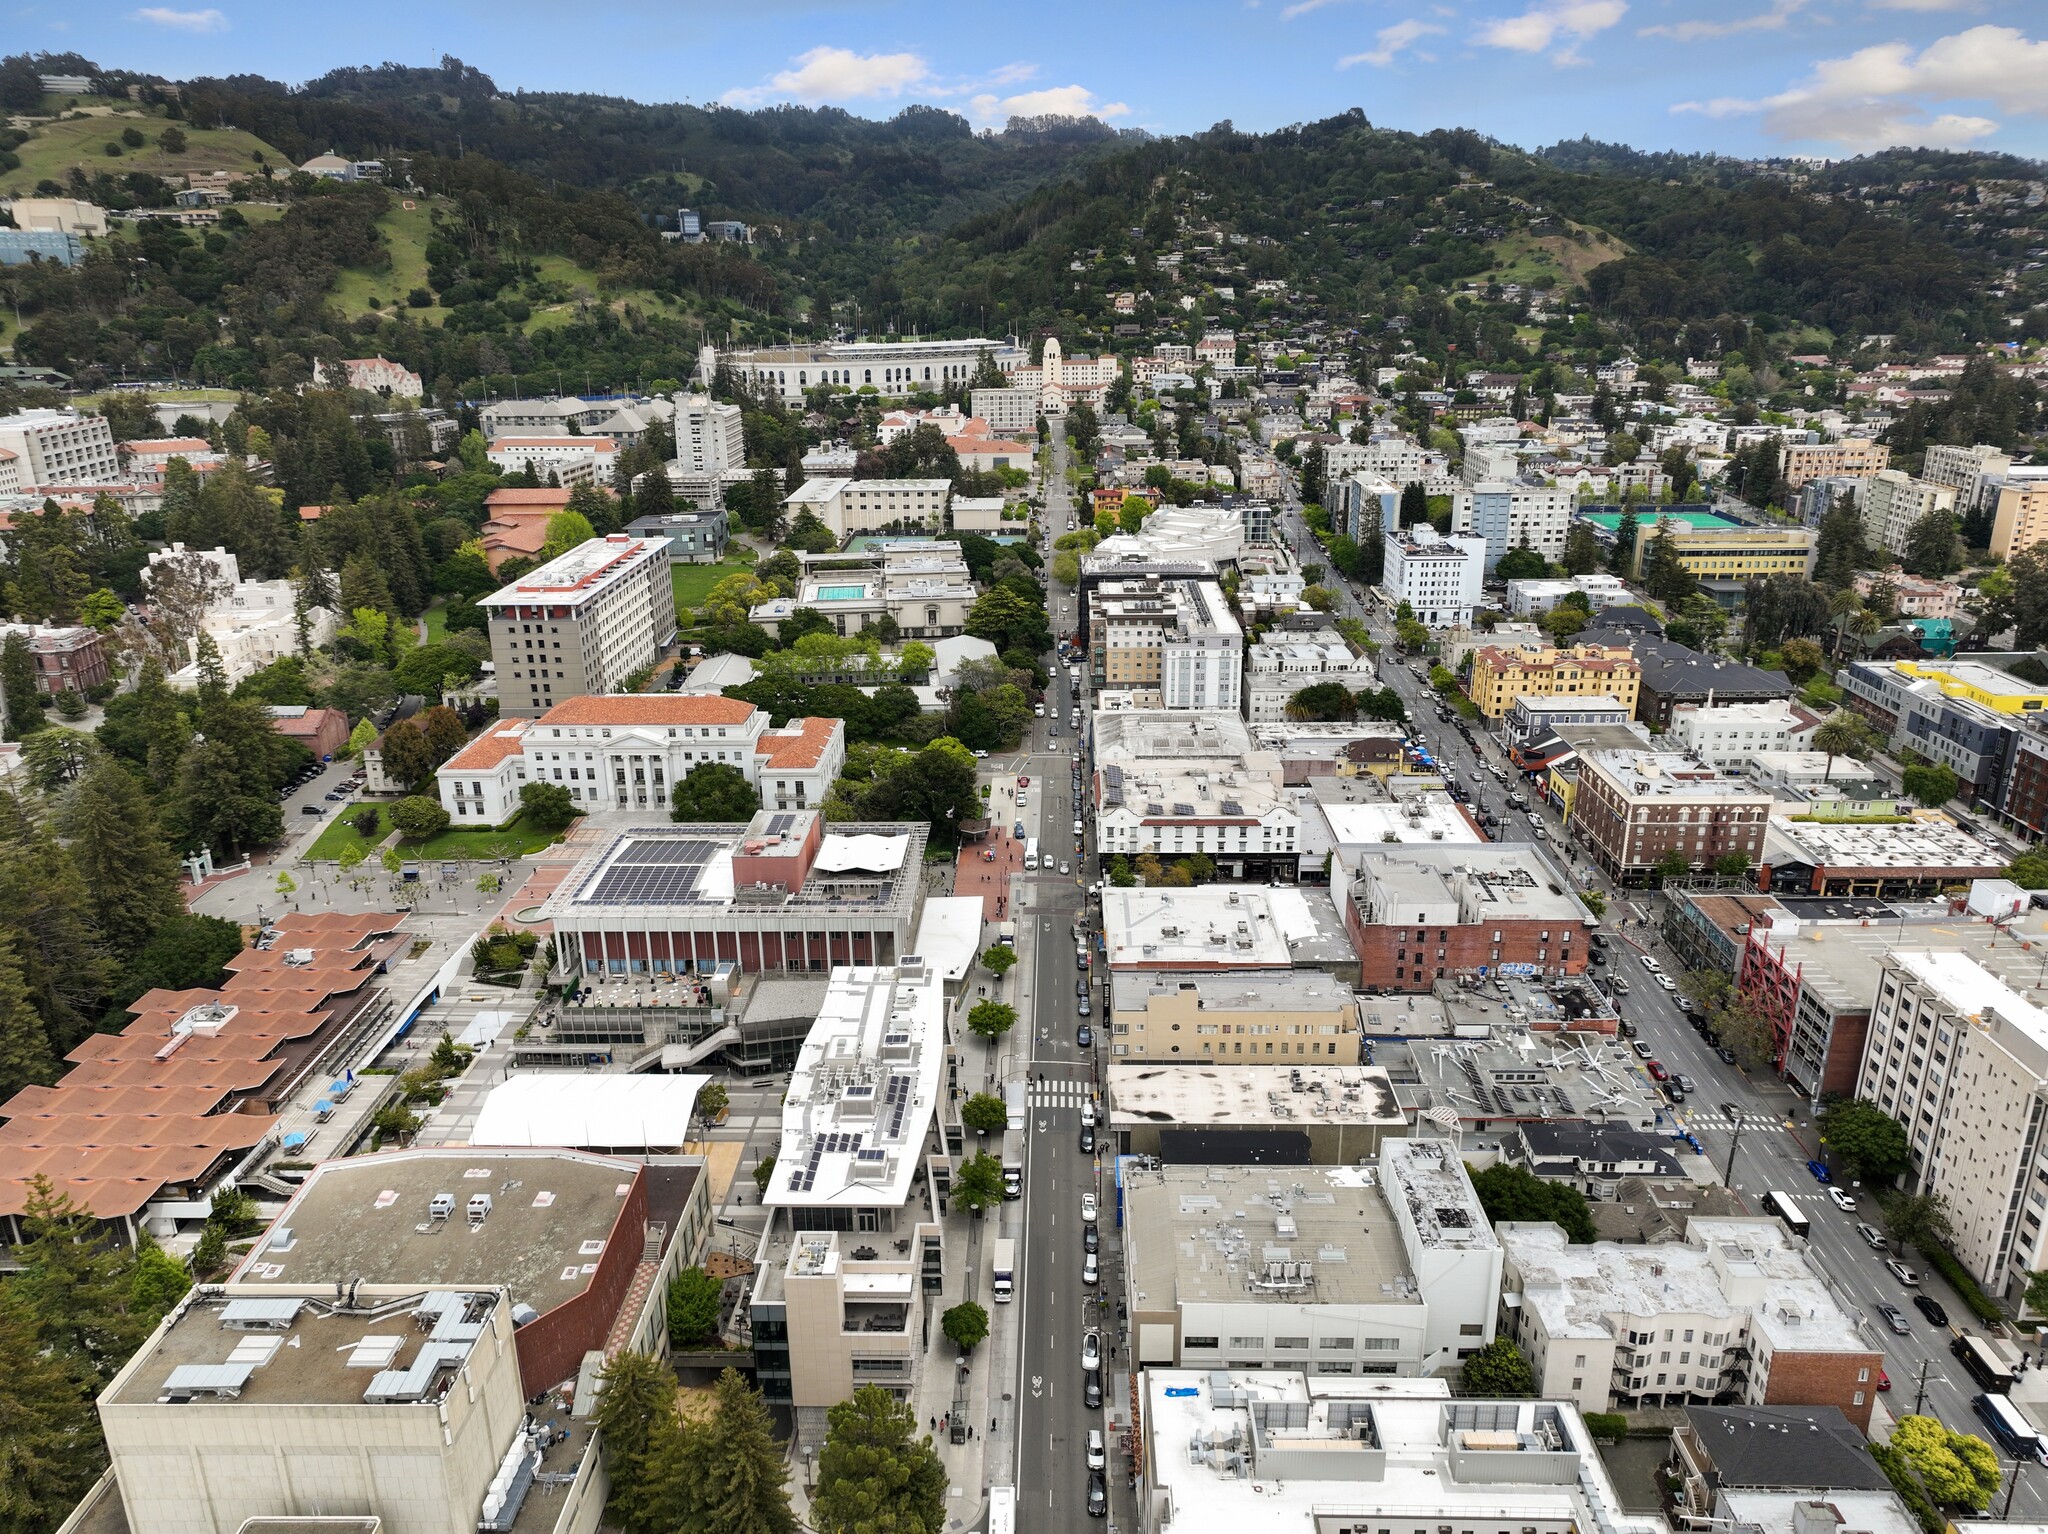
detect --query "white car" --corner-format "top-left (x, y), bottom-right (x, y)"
top-left (1828, 1187), bottom-right (1858, 1212)
top-left (1082, 1192), bottom-right (1098, 1223)
top-left (1886, 1258), bottom-right (1920, 1286)
top-left (1059, 861), bottom-right (1071, 876)
top-left (1657, 974), bottom-right (1678, 992)
top-left (1640, 954), bottom-right (1663, 972)
top-left (1082, 1329), bottom-right (1101, 1370)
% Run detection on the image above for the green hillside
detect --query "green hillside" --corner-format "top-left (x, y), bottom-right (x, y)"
top-left (1, 109), bottom-right (289, 197)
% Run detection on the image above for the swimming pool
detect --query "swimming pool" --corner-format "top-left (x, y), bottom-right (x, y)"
top-left (816, 583), bottom-right (869, 601)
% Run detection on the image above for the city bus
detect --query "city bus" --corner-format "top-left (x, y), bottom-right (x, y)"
top-left (1975, 1392), bottom-right (2045, 1462)
top-left (1024, 838), bottom-right (1040, 871)
top-left (989, 1487), bottom-right (1016, 1534)
top-left (1956, 1332), bottom-right (2018, 1394)
top-left (1763, 1190), bottom-right (1810, 1238)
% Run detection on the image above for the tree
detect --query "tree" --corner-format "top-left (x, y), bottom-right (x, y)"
top-left (811, 1386), bottom-right (947, 1534)
top-left (1713, 995), bottom-right (1778, 1073)
top-left (61, 759), bottom-right (183, 960)
top-left (1818, 1099), bottom-right (1912, 1184)
top-left (377, 719), bottom-right (435, 790)
top-left (952, 1152), bottom-right (1005, 1214)
top-left (518, 780), bottom-right (579, 831)
top-left (1286, 681), bottom-right (1358, 721)
top-left (1642, 531), bottom-right (1697, 605)
top-left (1901, 510), bottom-right (1961, 578)
top-left (1780, 637), bottom-right (1828, 685)
top-left (960, 1093), bottom-right (1008, 1135)
top-left (541, 509), bottom-right (597, 563)
top-left (2023, 1269), bottom-right (2048, 1323)
top-left (1713, 851), bottom-right (1751, 878)
top-left (1395, 616), bottom-right (1430, 650)
top-left (968, 1000), bottom-right (1016, 1044)
top-left (1811, 711), bottom-right (1866, 782)
top-left (666, 1266), bottom-right (725, 1346)
top-left (1, 630), bottom-right (42, 739)
top-left (0, 927), bottom-right (55, 1103)
top-left (21, 726), bottom-right (100, 791)
top-left (1469, 1163), bottom-right (1597, 1242)
top-left (390, 796), bottom-right (451, 839)
top-left (2007, 850), bottom-right (2048, 890)
top-left (695, 1367), bottom-right (798, 1534)
top-left (1495, 546), bottom-right (1548, 581)
top-left (1608, 509), bottom-right (1639, 576)
top-left (697, 1081), bottom-right (730, 1127)
top-left (1542, 605), bottom-right (1589, 642)
top-left (0, 1278), bottom-right (110, 1534)
top-left (1654, 847), bottom-right (1692, 882)
top-left (671, 761), bottom-right (761, 821)
top-left (1459, 1337), bottom-right (1535, 1397)
top-left (115, 913), bottom-right (243, 1004)
top-left (1890, 1415), bottom-right (1999, 1512)
top-left (981, 944), bottom-right (1017, 988)
top-left (942, 1301), bottom-right (989, 1352)
top-left (592, 1351), bottom-right (690, 1534)
top-left (1902, 763), bottom-right (1959, 808)
top-left (1879, 1189), bottom-right (1953, 1255)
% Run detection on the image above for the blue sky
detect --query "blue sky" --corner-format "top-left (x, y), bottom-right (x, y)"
top-left (24, 0), bottom-right (2048, 160)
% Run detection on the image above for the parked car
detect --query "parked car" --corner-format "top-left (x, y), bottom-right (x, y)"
top-left (1876, 1302), bottom-right (1911, 1335)
top-left (1878, 1368), bottom-right (1892, 1391)
top-left (1079, 1125), bottom-right (1095, 1154)
top-left (1083, 1222), bottom-right (1099, 1253)
top-left (1856, 1222), bottom-right (1886, 1249)
top-left (1082, 1329), bottom-right (1101, 1372)
top-left (1806, 1159), bottom-right (1832, 1184)
top-left (1646, 1061), bottom-right (1668, 1081)
top-left (1077, 996), bottom-right (1090, 1017)
top-left (300, 804), bottom-right (323, 816)
top-left (1656, 975), bottom-right (1678, 992)
top-left (1828, 1187), bottom-right (1858, 1212)
top-left (1087, 1472), bottom-right (1107, 1519)
top-left (1631, 1040), bottom-right (1654, 1059)
top-left (1913, 1295), bottom-right (1950, 1327)
top-left (1083, 1371), bottom-right (1103, 1410)
top-left (1082, 1192), bottom-right (1098, 1223)
top-left (1082, 1252), bottom-right (1099, 1287)
top-left (1716, 1045), bottom-right (1738, 1064)
top-left (1886, 1258), bottom-right (1920, 1286)
top-left (1640, 954), bottom-right (1663, 972)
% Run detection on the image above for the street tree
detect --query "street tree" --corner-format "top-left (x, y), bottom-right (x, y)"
top-left (1818, 1099), bottom-right (1911, 1184)
top-left (952, 1152), bottom-right (1005, 1214)
top-left (1878, 1189), bottom-right (1953, 1256)
top-left (960, 1093), bottom-right (1008, 1135)
top-left (981, 945), bottom-right (1017, 988)
top-left (1459, 1338), bottom-right (1535, 1397)
top-left (942, 1301), bottom-right (990, 1352)
top-left (968, 1000), bottom-right (1016, 1044)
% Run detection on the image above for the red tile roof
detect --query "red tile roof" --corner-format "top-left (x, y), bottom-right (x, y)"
top-left (537, 695), bottom-right (760, 728)
top-left (119, 437), bottom-right (212, 456)
top-left (485, 487), bottom-right (579, 510)
top-left (442, 719), bottom-right (532, 772)
top-left (756, 716), bottom-right (841, 772)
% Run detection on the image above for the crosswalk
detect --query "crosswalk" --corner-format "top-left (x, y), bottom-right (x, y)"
top-left (1029, 1081), bottom-right (1095, 1109)
top-left (1680, 1111), bottom-right (1787, 1133)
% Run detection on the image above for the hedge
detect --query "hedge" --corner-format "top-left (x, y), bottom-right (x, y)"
top-left (1582, 1412), bottom-right (1628, 1442)
top-left (1918, 1240), bottom-right (2004, 1325)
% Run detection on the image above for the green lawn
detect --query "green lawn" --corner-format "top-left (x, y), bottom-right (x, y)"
top-left (305, 804), bottom-right (391, 862)
top-left (331, 196), bottom-right (440, 320)
top-left (672, 557), bottom-right (757, 615)
top-left (421, 602), bottom-right (449, 644)
top-left (402, 814), bottom-right (570, 862)
top-left (2, 113), bottom-right (291, 198)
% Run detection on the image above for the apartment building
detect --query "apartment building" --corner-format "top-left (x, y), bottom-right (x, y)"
top-left (1500, 1219), bottom-right (1883, 1429)
top-left (1861, 470), bottom-right (1956, 558)
top-left (1089, 573), bottom-right (1242, 712)
top-left (1587, 630), bottom-right (1792, 728)
top-left (481, 534), bottom-right (677, 716)
top-left (1839, 657), bottom-right (2044, 805)
top-left (1922, 442), bottom-right (2011, 505)
top-left (672, 393), bottom-right (745, 473)
top-left (1992, 478), bottom-right (2048, 559)
top-left (1466, 641), bottom-right (1642, 720)
top-left (1506, 573), bottom-right (1632, 616)
top-left (1669, 700), bottom-right (1801, 768)
top-left (1124, 1148), bottom-right (1500, 1375)
top-left (1107, 969), bottom-right (1360, 1063)
top-left (1330, 470), bottom-right (1399, 543)
top-left (747, 960), bottom-right (948, 1433)
top-left (1092, 711), bottom-right (1297, 878)
top-left (781, 476), bottom-right (949, 539)
top-left (0, 407), bottom-right (119, 487)
top-left (1853, 566), bottom-right (1961, 619)
top-left (700, 336), bottom-right (1025, 403)
top-left (485, 435), bottom-right (618, 486)
top-left (1470, 480), bottom-right (1572, 572)
top-left (1381, 525), bottom-right (1487, 629)
top-left (969, 385), bottom-right (1038, 435)
top-left (436, 694), bottom-right (844, 821)
top-left (1337, 843), bottom-right (1592, 990)
top-left (1780, 437), bottom-right (1889, 489)
top-left (1243, 627), bottom-right (1378, 722)
top-left (1572, 746), bottom-right (1774, 880)
top-left (1858, 950), bottom-right (2048, 1302)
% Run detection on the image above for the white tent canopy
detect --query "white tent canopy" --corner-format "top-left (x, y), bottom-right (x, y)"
top-left (468, 1073), bottom-right (709, 1150)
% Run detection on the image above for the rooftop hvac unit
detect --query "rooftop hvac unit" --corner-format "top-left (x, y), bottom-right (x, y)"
top-left (467, 1193), bottom-right (493, 1226)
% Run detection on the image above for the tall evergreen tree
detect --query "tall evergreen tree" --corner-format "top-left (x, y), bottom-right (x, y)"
top-left (0, 792), bottom-right (115, 1052)
top-left (591, 1351), bottom-right (691, 1534)
top-left (0, 927), bottom-right (56, 1104)
top-left (0, 1284), bottom-right (108, 1534)
top-left (61, 760), bottom-right (185, 962)
top-left (1398, 482), bottom-right (1429, 528)
top-left (695, 1368), bottom-right (797, 1534)
top-left (0, 631), bottom-right (43, 740)
top-left (1813, 497), bottom-right (1868, 588)
top-left (811, 1386), bottom-right (947, 1534)
top-left (1607, 509), bottom-right (1639, 577)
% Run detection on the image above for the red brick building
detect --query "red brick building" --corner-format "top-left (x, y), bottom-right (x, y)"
top-left (265, 704), bottom-right (351, 760)
top-left (0, 622), bottom-right (109, 696)
top-left (1338, 844), bottom-right (1592, 991)
top-left (1572, 745), bottom-right (1773, 882)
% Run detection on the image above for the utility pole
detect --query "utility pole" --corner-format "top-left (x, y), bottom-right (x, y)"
top-left (1722, 1102), bottom-right (1746, 1188)
top-left (2005, 1457), bottom-right (2028, 1519)
top-left (1912, 1357), bottom-right (1937, 1418)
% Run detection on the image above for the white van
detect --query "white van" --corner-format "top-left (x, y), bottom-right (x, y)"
top-left (1087, 1430), bottom-right (1106, 1470)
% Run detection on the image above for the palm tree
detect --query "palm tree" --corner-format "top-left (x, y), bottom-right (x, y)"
top-left (1846, 605), bottom-right (1883, 656)
top-left (1811, 711), bottom-right (1864, 784)
top-left (1827, 589), bottom-right (1864, 660)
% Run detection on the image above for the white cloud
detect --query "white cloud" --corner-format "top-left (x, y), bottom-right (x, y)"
top-left (968, 84), bottom-right (1130, 123)
top-left (1282, 0), bottom-right (1351, 17)
top-left (1340, 18), bottom-right (1446, 64)
top-left (1868, 0), bottom-right (1980, 10)
top-left (1670, 24), bottom-right (2047, 149)
top-left (722, 46), bottom-right (931, 107)
top-left (1477, 0), bottom-right (1626, 62)
top-left (130, 6), bottom-right (227, 29)
top-left (1640, 0), bottom-right (1805, 42)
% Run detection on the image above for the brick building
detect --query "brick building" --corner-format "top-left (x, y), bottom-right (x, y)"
top-left (0, 622), bottom-right (110, 695)
top-left (1336, 843), bottom-right (1593, 990)
top-left (1571, 745), bottom-right (1774, 882)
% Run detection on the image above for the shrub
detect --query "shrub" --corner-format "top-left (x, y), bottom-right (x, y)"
top-left (1582, 1412), bottom-right (1628, 1442)
top-left (1918, 1241), bottom-right (2003, 1324)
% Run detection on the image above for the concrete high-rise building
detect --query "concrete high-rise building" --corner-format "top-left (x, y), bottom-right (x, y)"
top-left (1088, 573), bottom-right (1242, 711)
top-left (1861, 470), bottom-right (1955, 558)
top-left (1381, 525), bottom-right (1487, 629)
top-left (1470, 481), bottom-right (1572, 572)
top-left (0, 407), bottom-right (119, 487)
top-left (1857, 950), bottom-right (2048, 1303)
top-left (480, 534), bottom-right (676, 716)
top-left (1779, 437), bottom-right (1889, 489)
top-left (671, 393), bottom-right (744, 474)
top-left (1991, 475), bottom-right (2048, 560)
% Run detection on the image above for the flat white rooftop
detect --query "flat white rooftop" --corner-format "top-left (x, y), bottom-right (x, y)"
top-left (1897, 950), bottom-right (2048, 1051)
top-left (480, 533), bottom-right (669, 607)
top-left (1767, 816), bottom-right (2006, 869)
top-left (1320, 797), bottom-right (1482, 847)
top-left (1107, 1063), bottom-right (1404, 1128)
top-left (1143, 1370), bottom-right (1658, 1534)
top-left (763, 963), bottom-right (945, 1210)
top-left (1103, 886), bottom-right (1294, 967)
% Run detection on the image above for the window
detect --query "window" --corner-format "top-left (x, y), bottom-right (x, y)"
top-left (1182, 1336), bottom-right (1219, 1351)
top-left (1273, 1336), bottom-right (1309, 1350)
top-left (1319, 1338), bottom-right (1353, 1350)
top-left (1460, 1323), bottom-right (1483, 1336)
top-left (1227, 1336), bottom-right (1263, 1350)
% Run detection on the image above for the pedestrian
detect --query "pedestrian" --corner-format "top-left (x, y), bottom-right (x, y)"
top-left (991, 1416), bottom-right (998, 1432)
